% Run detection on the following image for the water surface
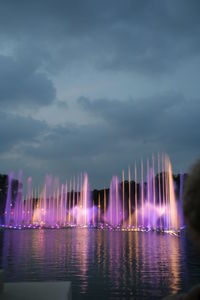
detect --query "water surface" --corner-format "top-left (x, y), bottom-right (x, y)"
top-left (0, 229), bottom-right (200, 299)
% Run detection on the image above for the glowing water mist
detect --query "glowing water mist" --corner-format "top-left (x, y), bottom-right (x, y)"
top-left (1, 154), bottom-right (184, 232)
top-left (106, 176), bottom-right (122, 226)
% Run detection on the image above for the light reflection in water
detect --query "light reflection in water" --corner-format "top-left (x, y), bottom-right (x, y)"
top-left (0, 230), bottom-right (200, 300)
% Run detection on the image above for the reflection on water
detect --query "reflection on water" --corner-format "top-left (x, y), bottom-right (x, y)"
top-left (0, 229), bottom-right (200, 300)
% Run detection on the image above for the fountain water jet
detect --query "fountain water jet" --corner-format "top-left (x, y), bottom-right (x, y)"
top-left (106, 176), bottom-right (122, 227)
top-left (1, 154), bottom-right (185, 233)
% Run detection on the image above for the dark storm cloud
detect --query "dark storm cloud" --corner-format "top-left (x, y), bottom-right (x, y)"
top-left (77, 94), bottom-right (176, 137)
top-left (0, 87), bottom-right (197, 184)
top-left (77, 94), bottom-right (200, 152)
top-left (23, 122), bottom-right (118, 160)
top-left (0, 110), bottom-right (47, 152)
top-left (0, 92), bottom-right (198, 187)
top-left (1, 0), bottom-right (200, 74)
top-left (0, 54), bottom-right (56, 108)
top-left (13, 92), bottom-right (199, 187)
top-left (0, 0), bottom-right (199, 187)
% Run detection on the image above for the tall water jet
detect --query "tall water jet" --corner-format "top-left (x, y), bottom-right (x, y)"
top-left (152, 155), bottom-right (156, 229)
top-left (98, 193), bottom-right (101, 224)
top-left (104, 188), bottom-right (106, 223)
top-left (158, 153), bottom-right (162, 229)
top-left (60, 184), bottom-right (64, 225)
top-left (122, 170), bottom-right (125, 227)
top-left (128, 167), bottom-right (132, 226)
top-left (140, 159), bottom-right (144, 228)
top-left (72, 177), bottom-right (75, 224)
top-left (165, 155), bottom-right (179, 231)
top-left (4, 173), bottom-right (12, 226)
top-left (106, 176), bottom-right (122, 227)
top-left (64, 180), bottom-right (68, 226)
top-left (68, 180), bottom-right (72, 224)
top-left (147, 159), bottom-right (150, 228)
top-left (45, 175), bottom-right (53, 226)
top-left (76, 173), bottom-right (92, 226)
top-left (134, 163), bottom-right (138, 228)
top-left (5, 172), bottom-right (14, 226)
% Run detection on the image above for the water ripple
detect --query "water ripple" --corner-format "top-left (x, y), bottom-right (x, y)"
top-left (0, 229), bottom-right (200, 299)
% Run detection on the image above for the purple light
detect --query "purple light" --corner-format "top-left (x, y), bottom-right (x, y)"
top-left (1, 154), bottom-right (185, 234)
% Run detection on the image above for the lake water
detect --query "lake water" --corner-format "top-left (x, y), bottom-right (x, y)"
top-left (0, 229), bottom-right (200, 299)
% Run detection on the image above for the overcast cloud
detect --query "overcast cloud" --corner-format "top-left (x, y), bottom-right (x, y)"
top-left (0, 0), bottom-right (199, 188)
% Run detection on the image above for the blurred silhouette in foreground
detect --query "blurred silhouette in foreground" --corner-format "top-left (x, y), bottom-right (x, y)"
top-left (183, 160), bottom-right (200, 252)
top-left (163, 160), bottom-right (200, 300)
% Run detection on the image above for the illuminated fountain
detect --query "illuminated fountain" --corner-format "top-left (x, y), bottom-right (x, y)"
top-left (75, 173), bottom-right (92, 226)
top-left (31, 173), bottom-right (92, 227)
top-left (4, 171), bottom-right (14, 226)
top-left (105, 176), bottom-right (123, 227)
top-left (0, 154), bottom-right (184, 233)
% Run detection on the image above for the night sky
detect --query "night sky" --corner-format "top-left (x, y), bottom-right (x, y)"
top-left (0, 0), bottom-right (199, 188)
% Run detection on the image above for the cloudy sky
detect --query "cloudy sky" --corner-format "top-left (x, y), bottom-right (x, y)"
top-left (0, 0), bottom-right (200, 189)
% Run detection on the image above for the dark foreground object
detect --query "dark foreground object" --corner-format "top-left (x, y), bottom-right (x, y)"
top-left (0, 274), bottom-right (71, 300)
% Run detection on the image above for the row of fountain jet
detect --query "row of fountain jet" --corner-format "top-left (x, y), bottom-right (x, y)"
top-left (2, 154), bottom-right (184, 232)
